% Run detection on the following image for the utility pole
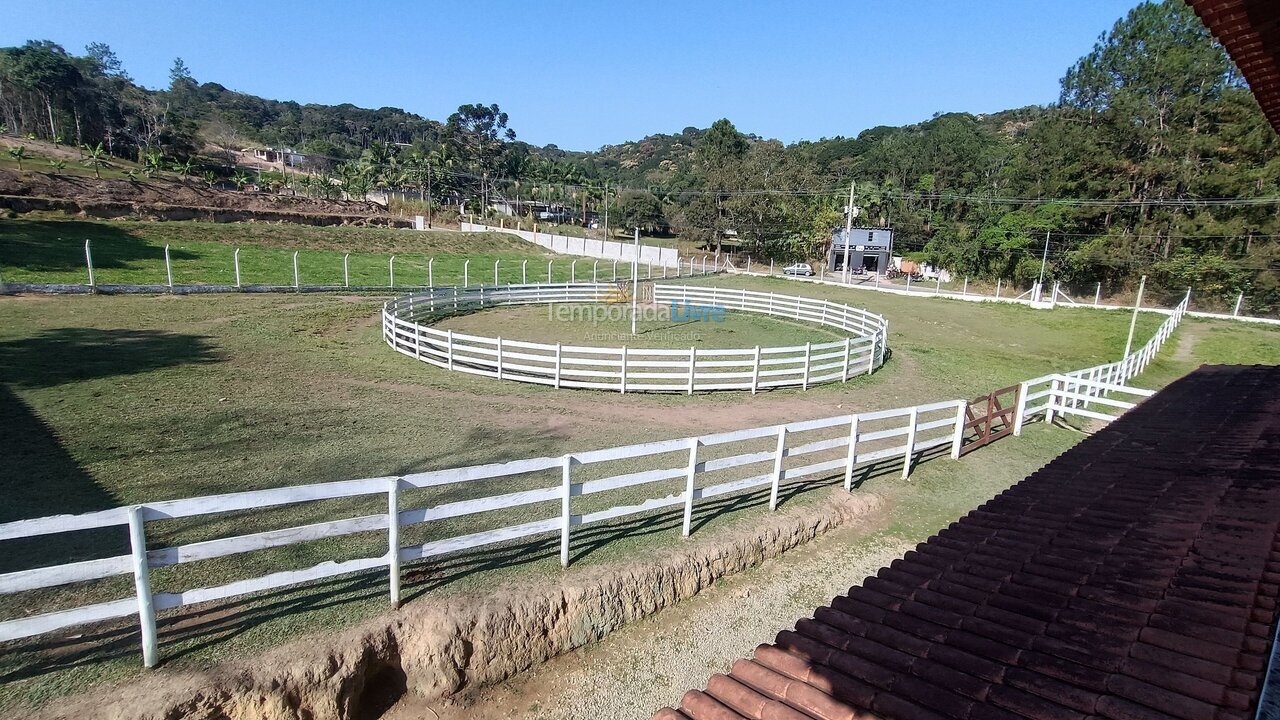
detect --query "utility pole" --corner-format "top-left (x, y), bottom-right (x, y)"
top-left (842, 181), bottom-right (855, 284)
top-left (1038, 229), bottom-right (1050, 291)
top-left (631, 227), bottom-right (640, 336)
top-left (604, 182), bottom-right (609, 238)
top-left (1123, 275), bottom-right (1147, 359)
top-left (426, 163), bottom-right (433, 228)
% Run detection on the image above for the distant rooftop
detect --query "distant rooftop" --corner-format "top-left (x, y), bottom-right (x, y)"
top-left (657, 365), bottom-right (1280, 720)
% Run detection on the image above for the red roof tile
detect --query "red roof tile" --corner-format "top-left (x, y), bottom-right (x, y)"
top-left (657, 366), bottom-right (1280, 720)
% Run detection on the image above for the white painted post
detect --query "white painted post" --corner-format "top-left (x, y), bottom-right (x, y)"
top-left (522, 259), bottom-right (527, 284)
top-left (547, 260), bottom-right (553, 283)
top-left (1234, 291), bottom-right (1244, 317)
top-left (770, 259), bottom-right (774, 275)
top-left (619, 345), bottom-right (627, 393)
top-left (387, 478), bottom-right (401, 608)
top-left (612, 259), bottom-right (618, 282)
top-left (446, 329), bottom-right (454, 370)
top-left (1013, 382), bottom-right (1029, 436)
top-left (560, 455), bottom-right (573, 567)
top-left (801, 342), bottom-right (812, 390)
top-left (751, 345), bottom-right (761, 394)
top-left (571, 260), bottom-right (577, 283)
top-left (682, 438), bottom-right (699, 536)
top-left (747, 257), bottom-right (752, 274)
top-left (428, 258), bottom-right (434, 288)
top-left (842, 337), bottom-right (852, 382)
top-left (907, 275), bottom-right (913, 291)
top-left (554, 342), bottom-right (562, 388)
top-left (867, 336), bottom-right (876, 375)
top-left (770, 426), bottom-right (787, 511)
top-left (843, 415), bottom-right (860, 492)
top-left (664, 264), bottom-right (668, 279)
top-left (84, 239), bottom-right (96, 288)
top-left (950, 400), bottom-right (967, 460)
top-left (463, 259), bottom-right (470, 287)
top-left (128, 506), bottom-right (159, 668)
top-left (935, 276), bottom-right (941, 295)
top-left (902, 407), bottom-right (919, 479)
top-left (687, 346), bottom-right (696, 395)
top-left (496, 337), bottom-right (504, 380)
top-left (234, 248), bottom-right (241, 289)
top-left (995, 279), bottom-right (1002, 299)
top-left (962, 278), bottom-right (968, 297)
top-left (164, 244), bottom-right (173, 289)
top-left (494, 259), bottom-right (500, 285)
top-left (592, 260), bottom-right (598, 283)
top-left (293, 251), bottom-right (300, 289)
top-left (1045, 378), bottom-right (1059, 424)
top-left (1094, 282), bottom-right (1102, 306)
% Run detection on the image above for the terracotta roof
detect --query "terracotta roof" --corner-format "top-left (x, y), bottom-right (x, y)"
top-left (1189, 0), bottom-right (1280, 133)
top-left (656, 365), bottom-right (1280, 720)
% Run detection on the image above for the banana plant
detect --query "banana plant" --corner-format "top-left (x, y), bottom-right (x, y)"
top-left (81, 143), bottom-right (106, 178)
top-left (7, 145), bottom-right (28, 172)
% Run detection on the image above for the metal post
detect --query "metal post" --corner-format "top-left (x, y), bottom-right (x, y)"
top-left (935, 275), bottom-right (941, 295)
top-left (164, 244), bottom-right (173, 289)
top-left (389, 256), bottom-right (396, 288)
top-left (547, 260), bottom-right (553, 284)
top-left (494, 259), bottom-right (500, 285)
top-left (842, 181), bottom-right (855, 284)
top-left (428, 257), bottom-right (434, 288)
top-left (1094, 282), bottom-right (1101, 307)
top-left (293, 251), bottom-right (300, 289)
top-left (995, 278), bottom-right (1001, 299)
top-left (560, 455), bottom-right (573, 567)
top-left (770, 259), bottom-right (774, 275)
top-left (387, 478), bottom-right (401, 608)
top-left (571, 260), bottom-right (577, 283)
top-left (1234, 291), bottom-right (1244, 317)
top-left (682, 438), bottom-right (699, 536)
top-left (962, 278), bottom-right (968, 297)
top-left (1123, 275), bottom-right (1147, 359)
top-left (343, 253), bottom-right (349, 288)
top-left (751, 345), bottom-right (761, 394)
top-left (522, 259), bottom-right (527, 284)
top-left (843, 415), bottom-right (860, 491)
top-left (769, 426), bottom-right (787, 511)
top-left (463, 259), bottom-right (469, 287)
top-left (234, 248), bottom-right (241, 289)
top-left (612, 259), bottom-right (618, 282)
top-left (592, 260), bottom-right (598, 283)
top-left (1038, 229), bottom-right (1050, 288)
top-left (84, 239), bottom-right (95, 288)
top-left (631, 228), bottom-right (640, 336)
top-left (128, 506), bottom-right (159, 668)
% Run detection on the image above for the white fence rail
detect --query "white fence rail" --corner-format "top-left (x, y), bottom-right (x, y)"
top-left (0, 397), bottom-right (965, 666)
top-left (462, 221), bottom-right (681, 268)
top-left (382, 283), bottom-right (889, 393)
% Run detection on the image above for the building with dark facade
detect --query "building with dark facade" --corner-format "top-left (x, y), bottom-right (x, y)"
top-left (829, 228), bottom-right (894, 274)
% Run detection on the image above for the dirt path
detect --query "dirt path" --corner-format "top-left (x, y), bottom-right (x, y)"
top-left (1172, 321), bottom-right (1207, 363)
top-left (383, 523), bottom-right (915, 720)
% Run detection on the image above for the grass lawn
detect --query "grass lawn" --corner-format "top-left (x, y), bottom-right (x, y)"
top-left (1, 237), bottom-right (1279, 710)
top-left (0, 218), bottom-right (583, 287)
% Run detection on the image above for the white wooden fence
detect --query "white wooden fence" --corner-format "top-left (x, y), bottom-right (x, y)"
top-left (461, 221), bottom-right (681, 268)
top-left (382, 284), bottom-right (890, 393)
top-left (0, 397), bottom-right (966, 667)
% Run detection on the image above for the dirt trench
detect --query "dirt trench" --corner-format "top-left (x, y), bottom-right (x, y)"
top-left (36, 490), bottom-right (881, 720)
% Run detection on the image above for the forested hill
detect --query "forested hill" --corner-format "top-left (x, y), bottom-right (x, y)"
top-left (2, 0), bottom-right (1279, 307)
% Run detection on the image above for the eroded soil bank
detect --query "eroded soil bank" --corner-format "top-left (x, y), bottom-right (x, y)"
top-left (34, 490), bottom-right (881, 720)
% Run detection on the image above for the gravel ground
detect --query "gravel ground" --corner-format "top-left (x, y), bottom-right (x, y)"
top-left (388, 522), bottom-right (914, 720)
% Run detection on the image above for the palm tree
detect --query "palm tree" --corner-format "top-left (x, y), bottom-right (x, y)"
top-left (81, 143), bottom-right (106, 179)
top-left (8, 146), bottom-right (28, 172)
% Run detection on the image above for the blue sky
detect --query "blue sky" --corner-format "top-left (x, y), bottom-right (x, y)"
top-left (3, 0), bottom-right (1142, 151)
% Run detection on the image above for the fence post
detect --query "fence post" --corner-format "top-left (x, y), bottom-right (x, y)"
top-left (664, 263), bottom-right (668, 279)
top-left (907, 275), bottom-right (912, 291)
top-left (592, 260), bottom-right (598, 283)
top-left (522, 260), bottom-right (527, 284)
top-left (619, 346), bottom-right (627, 393)
top-left (128, 506), bottom-right (159, 668)
top-left (1094, 282), bottom-right (1101, 306)
top-left (496, 337), bottom-right (504, 380)
top-left (1234, 291), bottom-right (1244, 317)
top-left (84, 239), bottom-right (96, 288)
top-left (770, 426), bottom-right (787, 511)
top-left (962, 277), bottom-right (968, 297)
top-left (842, 338), bottom-right (852, 382)
top-left (682, 438), bottom-right (700, 536)
top-left (747, 257), bottom-right (752, 274)
top-left (446, 329), bottom-right (454, 370)
top-left (428, 257), bottom-right (434, 289)
top-left (1012, 382), bottom-right (1030, 436)
top-left (234, 248), bottom-right (242, 289)
top-left (612, 260), bottom-right (618, 282)
top-left (751, 345), bottom-right (761, 394)
top-left (935, 276), bottom-right (941, 295)
top-left (463, 259), bottom-right (469, 287)
top-left (389, 256), bottom-right (396, 288)
top-left (387, 478), bottom-right (401, 608)
top-left (843, 415), bottom-right (860, 492)
top-left (547, 260), bottom-right (553, 284)
top-left (995, 279), bottom-right (1001, 299)
top-left (950, 400), bottom-right (967, 460)
top-left (293, 251), bottom-right (300, 290)
top-left (571, 260), bottom-right (577, 283)
top-left (801, 342), bottom-right (812, 390)
top-left (867, 335), bottom-right (876, 375)
top-left (770, 259), bottom-right (774, 275)
top-left (687, 346), bottom-right (696, 395)
top-left (901, 407), bottom-right (919, 480)
top-left (164, 244), bottom-right (173, 289)
top-left (560, 455), bottom-right (574, 567)
top-left (494, 259), bottom-right (500, 285)
top-left (1045, 378), bottom-right (1059, 425)
top-left (554, 342), bottom-right (562, 388)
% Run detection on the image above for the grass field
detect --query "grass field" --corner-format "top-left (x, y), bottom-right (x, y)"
top-left (0, 218), bottom-right (589, 287)
top-left (3, 219), bottom-right (1280, 711)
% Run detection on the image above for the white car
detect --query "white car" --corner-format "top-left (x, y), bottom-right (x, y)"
top-left (783, 263), bottom-right (815, 276)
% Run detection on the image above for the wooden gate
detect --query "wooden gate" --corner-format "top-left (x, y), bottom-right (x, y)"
top-left (961, 384), bottom-right (1020, 455)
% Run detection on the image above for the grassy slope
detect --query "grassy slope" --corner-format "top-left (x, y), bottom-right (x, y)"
top-left (0, 218), bottom-right (580, 287)
top-left (2, 231), bottom-right (1280, 708)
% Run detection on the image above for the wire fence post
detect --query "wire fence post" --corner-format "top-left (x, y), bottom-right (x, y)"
top-left (612, 260), bottom-right (618, 282)
top-left (902, 407), bottom-right (919, 479)
top-left (592, 260), bottom-right (598, 282)
top-left (560, 455), bottom-right (574, 567)
top-left (751, 345), bottom-right (761, 394)
top-left (935, 276), bottom-right (941, 295)
top-left (389, 255), bottom-right (396, 288)
top-left (293, 251), bottom-right (300, 290)
top-left (547, 260), bottom-right (553, 283)
top-left (995, 278), bottom-right (1001, 299)
top-left (962, 277), bottom-right (968, 297)
top-left (463, 259), bottom-right (469, 287)
top-left (234, 248), bottom-right (242, 289)
top-left (843, 415), bottom-right (860, 491)
top-left (682, 438), bottom-right (699, 536)
top-left (387, 478), bottom-right (401, 608)
top-left (84, 239), bottom-right (95, 289)
top-left (128, 506), bottom-right (159, 668)
top-left (769, 426), bottom-right (787, 511)
top-left (1234, 291), bottom-right (1244, 317)
top-left (571, 260), bottom-right (577, 283)
top-left (1094, 282), bottom-right (1101, 306)
top-left (343, 253), bottom-right (349, 288)
top-left (164, 244), bottom-right (173, 289)
top-left (428, 257), bottom-right (434, 289)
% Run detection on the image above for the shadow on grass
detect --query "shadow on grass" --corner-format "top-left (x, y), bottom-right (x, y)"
top-left (0, 328), bottom-right (220, 389)
top-left (0, 442), bottom-right (953, 681)
top-left (0, 220), bottom-right (197, 274)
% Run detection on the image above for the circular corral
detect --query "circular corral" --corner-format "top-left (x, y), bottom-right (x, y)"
top-left (381, 283), bottom-right (889, 393)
